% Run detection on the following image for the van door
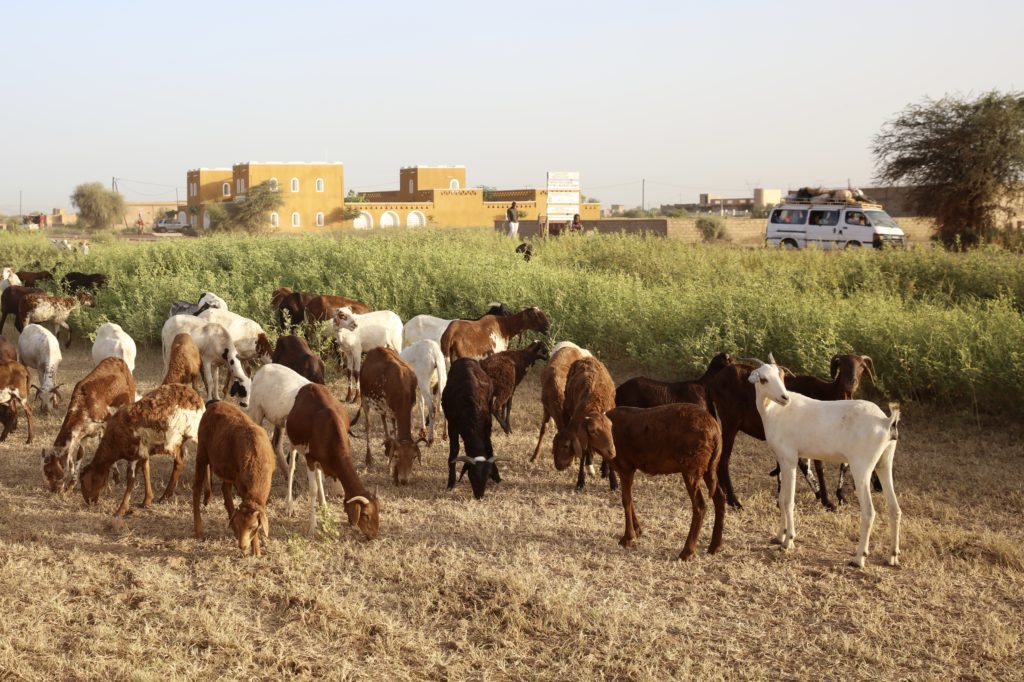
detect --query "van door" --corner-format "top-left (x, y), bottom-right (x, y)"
top-left (841, 210), bottom-right (871, 247)
top-left (769, 208), bottom-right (809, 247)
top-left (807, 209), bottom-right (841, 249)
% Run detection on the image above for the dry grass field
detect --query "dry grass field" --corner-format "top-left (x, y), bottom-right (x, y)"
top-left (1, 339), bottom-right (1022, 680)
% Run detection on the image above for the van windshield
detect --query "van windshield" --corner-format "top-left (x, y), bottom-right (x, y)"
top-left (865, 210), bottom-right (898, 228)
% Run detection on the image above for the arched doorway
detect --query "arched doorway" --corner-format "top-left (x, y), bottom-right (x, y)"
top-left (406, 211), bottom-right (426, 228)
top-left (380, 211), bottom-right (399, 228)
top-left (353, 212), bottom-right (373, 230)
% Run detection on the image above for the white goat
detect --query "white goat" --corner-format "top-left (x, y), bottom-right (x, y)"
top-left (168, 291), bottom-right (228, 318)
top-left (331, 307), bottom-right (403, 401)
top-left (91, 322), bottom-right (138, 373)
top-left (749, 353), bottom-right (902, 568)
top-left (198, 308), bottom-right (272, 365)
top-left (246, 363), bottom-right (312, 511)
top-left (17, 324), bottom-right (63, 414)
top-left (1, 268), bottom-right (22, 292)
top-left (161, 315), bottom-right (252, 405)
top-left (400, 339), bottom-right (448, 444)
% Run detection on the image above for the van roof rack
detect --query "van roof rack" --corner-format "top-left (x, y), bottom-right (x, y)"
top-left (782, 198), bottom-right (883, 210)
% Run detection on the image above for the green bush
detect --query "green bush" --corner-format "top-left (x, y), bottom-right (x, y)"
top-left (2, 228), bottom-right (1022, 415)
top-left (696, 215), bottom-right (728, 241)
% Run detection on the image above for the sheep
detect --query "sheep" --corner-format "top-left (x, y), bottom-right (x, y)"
top-left (614, 352), bottom-right (733, 409)
top-left (41, 358), bottom-right (135, 493)
top-left (168, 291), bottom-right (228, 318)
top-left (17, 324), bottom-right (63, 414)
top-left (0, 285), bottom-right (42, 332)
top-left (0, 361), bottom-right (33, 444)
top-left (161, 333), bottom-right (203, 391)
top-left (748, 354), bottom-right (901, 568)
top-left (79, 384), bottom-right (206, 516)
top-left (193, 400), bottom-right (275, 557)
top-left (441, 358), bottom-right (504, 499)
top-left (330, 307), bottom-right (403, 401)
top-left (399, 339), bottom-right (448, 445)
top-left (530, 341), bottom-right (592, 463)
top-left (286, 384), bottom-right (380, 539)
top-left (354, 347), bottom-right (423, 485)
top-left (440, 306), bottom-right (551, 363)
top-left (583, 403), bottom-right (726, 560)
top-left (479, 340), bottom-right (550, 434)
top-left (246, 363), bottom-right (311, 510)
top-left (91, 322), bottom-right (138, 373)
top-left (160, 315), bottom-right (251, 405)
top-left (19, 291), bottom-right (96, 347)
top-left (271, 335), bottom-right (325, 385)
top-left (402, 302), bottom-right (513, 348)
top-left (552, 355), bottom-right (619, 492)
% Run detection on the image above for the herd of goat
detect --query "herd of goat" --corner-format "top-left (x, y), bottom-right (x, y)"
top-left (0, 265), bottom-right (902, 568)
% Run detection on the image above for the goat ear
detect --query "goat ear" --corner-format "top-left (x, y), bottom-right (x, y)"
top-left (571, 436), bottom-right (583, 461)
top-left (830, 355), bottom-right (841, 379)
top-left (258, 510), bottom-right (270, 539)
top-left (747, 371), bottom-right (758, 384)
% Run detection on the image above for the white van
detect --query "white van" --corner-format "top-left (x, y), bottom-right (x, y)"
top-left (765, 201), bottom-right (906, 249)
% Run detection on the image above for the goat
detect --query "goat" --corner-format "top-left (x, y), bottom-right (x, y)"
top-left (399, 339), bottom-right (447, 445)
top-left (168, 291), bottom-right (228, 318)
top-left (271, 334), bottom-right (325, 384)
top-left (615, 352), bottom-right (733, 409)
top-left (246, 363), bottom-right (310, 510)
top-left (198, 308), bottom-right (273, 369)
top-left (15, 270), bottom-right (53, 287)
top-left (62, 271), bottom-right (107, 293)
top-left (91, 322), bottom-right (138, 373)
top-left (274, 290), bottom-right (315, 330)
top-left (161, 315), bottom-right (251, 405)
top-left (161, 333), bottom-right (203, 391)
top-left (193, 400), bottom-right (274, 556)
top-left (748, 354), bottom-right (901, 568)
top-left (441, 358), bottom-right (504, 499)
top-left (402, 302), bottom-right (513, 348)
top-left (0, 361), bottom-right (33, 444)
top-left (19, 291), bottom-right (96, 347)
top-left (0, 285), bottom-right (43, 332)
top-left (330, 307), bottom-right (403, 401)
top-left (0, 336), bottom-right (17, 362)
top-left (17, 324), bottom-right (63, 414)
top-left (42, 358), bottom-right (135, 493)
top-left (304, 294), bottom-right (373, 323)
top-left (585, 403), bottom-right (726, 560)
top-left (354, 347), bottom-right (423, 485)
top-left (0, 267), bottom-right (22, 291)
top-left (79, 384), bottom-right (206, 516)
top-left (479, 340), bottom-right (549, 434)
top-left (530, 341), bottom-right (591, 462)
top-left (552, 356), bottom-right (618, 492)
top-left (440, 306), bottom-right (551, 362)
top-left (286, 384), bottom-right (380, 539)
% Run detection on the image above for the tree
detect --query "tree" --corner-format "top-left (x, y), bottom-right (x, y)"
top-left (219, 181), bottom-right (285, 233)
top-left (343, 190), bottom-right (366, 220)
top-left (873, 91), bottom-right (1024, 247)
top-left (70, 182), bottom-right (125, 230)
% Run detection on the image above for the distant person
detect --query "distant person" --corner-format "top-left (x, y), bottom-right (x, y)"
top-left (506, 201), bottom-right (519, 238)
top-left (570, 214), bottom-right (583, 233)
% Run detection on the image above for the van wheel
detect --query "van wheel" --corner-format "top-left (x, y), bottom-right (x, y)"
top-left (845, 241), bottom-right (862, 249)
top-left (781, 239), bottom-right (798, 250)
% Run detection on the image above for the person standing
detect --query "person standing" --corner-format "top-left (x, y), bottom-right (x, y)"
top-left (506, 201), bottom-right (519, 238)
top-left (570, 213), bottom-right (583, 233)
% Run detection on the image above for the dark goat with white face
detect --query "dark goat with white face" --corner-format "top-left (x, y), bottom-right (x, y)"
top-left (441, 358), bottom-right (504, 499)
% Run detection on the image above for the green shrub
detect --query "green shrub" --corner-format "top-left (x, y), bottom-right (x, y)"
top-left (696, 215), bottom-right (728, 241)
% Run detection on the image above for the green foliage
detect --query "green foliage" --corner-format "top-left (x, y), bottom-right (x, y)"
top-left (750, 203), bottom-right (776, 219)
top-left (2, 228), bottom-right (1023, 415)
top-left (873, 91), bottom-right (1024, 248)
top-left (70, 182), bottom-right (126, 231)
top-left (343, 190), bottom-right (367, 221)
top-left (696, 215), bottom-right (728, 241)
top-left (479, 186), bottom-right (498, 201)
top-left (219, 181), bottom-right (285, 233)
top-left (620, 207), bottom-right (658, 218)
top-left (660, 206), bottom-right (690, 218)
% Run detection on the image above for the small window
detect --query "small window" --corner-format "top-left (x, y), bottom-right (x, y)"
top-left (240, 178), bottom-right (246, 193)
top-left (771, 209), bottom-right (807, 225)
top-left (845, 211), bottom-right (868, 226)
top-left (291, 212), bottom-right (300, 227)
top-left (291, 178), bottom-right (299, 192)
top-left (222, 182), bottom-right (230, 197)
top-left (809, 210), bottom-right (839, 227)
top-left (449, 179), bottom-right (460, 190)
top-left (315, 178), bottom-right (324, 193)
top-left (270, 212), bottom-right (279, 228)
top-left (408, 179), bottom-right (414, 194)
top-left (269, 177), bottom-right (279, 191)
top-left (316, 212), bottom-right (324, 227)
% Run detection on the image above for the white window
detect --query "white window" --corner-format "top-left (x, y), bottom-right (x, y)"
top-left (315, 212), bottom-right (325, 226)
top-left (291, 212), bottom-right (300, 227)
top-left (270, 212), bottom-right (279, 228)
top-left (269, 177), bottom-right (279, 191)
top-left (315, 178), bottom-right (324, 193)
top-left (291, 178), bottom-right (299, 192)
top-left (449, 179), bottom-right (460, 189)
top-left (222, 182), bottom-right (230, 197)
top-left (203, 212), bottom-right (211, 229)
top-left (408, 179), bottom-right (414, 194)
top-left (236, 178), bottom-right (241, 193)
top-left (191, 214), bottom-right (196, 227)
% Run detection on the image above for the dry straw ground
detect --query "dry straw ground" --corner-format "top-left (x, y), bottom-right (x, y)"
top-left (0, 341), bottom-right (1021, 680)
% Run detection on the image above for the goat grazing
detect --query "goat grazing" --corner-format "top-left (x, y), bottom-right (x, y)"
top-left (330, 307), bottom-right (403, 401)
top-left (530, 341), bottom-right (591, 462)
top-left (161, 315), bottom-right (251, 405)
top-left (479, 340), bottom-right (549, 433)
top-left (402, 302), bottom-right (513, 348)
top-left (161, 333), bottom-right (203, 391)
top-left (749, 354), bottom-right (901, 568)
top-left (0, 285), bottom-right (42, 332)
top-left (61, 271), bottom-right (107, 293)
top-left (91, 322), bottom-right (138, 373)
top-left (15, 270), bottom-right (54, 287)
top-left (198, 308), bottom-right (273, 368)
top-left (552, 356), bottom-right (618, 492)
top-left (193, 401), bottom-right (274, 556)
top-left (271, 334), bottom-right (325, 384)
top-left (615, 352), bottom-right (733, 409)
top-left (0, 361), bottom-right (33, 444)
top-left (355, 347), bottom-right (423, 485)
top-left (168, 291), bottom-right (228, 318)
top-left (440, 306), bottom-right (550, 362)
top-left (17, 324), bottom-right (63, 414)
top-left (441, 358), bottom-right (504, 499)
top-left (0, 336), bottom-right (17, 362)
top-left (19, 291), bottom-right (95, 347)
top-left (399, 339), bottom-right (447, 444)
top-left (246, 363), bottom-right (311, 509)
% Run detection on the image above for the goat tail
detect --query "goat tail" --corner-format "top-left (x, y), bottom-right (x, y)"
top-left (887, 402), bottom-right (901, 440)
top-left (707, 424), bottom-right (724, 500)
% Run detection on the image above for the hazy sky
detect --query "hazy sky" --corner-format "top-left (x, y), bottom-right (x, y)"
top-left (2, 0), bottom-right (1021, 213)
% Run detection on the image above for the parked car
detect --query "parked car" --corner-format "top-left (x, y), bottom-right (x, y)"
top-left (154, 217), bottom-right (189, 233)
top-left (765, 200), bottom-right (906, 249)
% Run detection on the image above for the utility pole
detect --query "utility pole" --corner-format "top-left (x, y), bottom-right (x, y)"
top-left (642, 179), bottom-right (646, 212)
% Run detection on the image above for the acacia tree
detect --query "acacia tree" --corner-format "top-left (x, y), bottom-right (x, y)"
top-left (873, 91), bottom-right (1024, 247)
top-left (70, 182), bottom-right (126, 230)
top-left (219, 181), bottom-right (285, 233)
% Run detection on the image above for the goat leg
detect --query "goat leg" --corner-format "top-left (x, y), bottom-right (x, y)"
top-left (575, 451), bottom-right (589, 492)
top-left (813, 460), bottom-right (836, 511)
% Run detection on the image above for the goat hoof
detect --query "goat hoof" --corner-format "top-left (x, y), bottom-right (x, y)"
top-left (888, 554), bottom-right (900, 567)
top-left (677, 549), bottom-right (695, 561)
top-left (848, 556), bottom-right (866, 569)
top-left (823, 502), bottom-right (837, 512)
top-left (728, 499), bottom-right (744, 511)
top-left (619, 537), bottom-right (636, 549)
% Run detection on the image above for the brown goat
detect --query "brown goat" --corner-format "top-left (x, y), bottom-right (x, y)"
top-left (42, 358), bottom-right (135, 493)
top-left (272, 334), bottom-right (325, 384)
top-left (193, 401), bottom-right (274, 556)
top-left (585, 404), bottom-right (726, 560)
top-left (1, 285), bottom-right (43, 332)
top-left (79, 384), bottom-right (205, 516)
top-left (0, 360), bottom-right (33, 444)
top-left (0, 336), bottom-right (17, 362)
top-left (304, 294), bottom-right (372, 323)
top-left (286, 384), bottom-right (379, 539)
top-left (440, 306), bottom-right (551, 362)
top-left (161, 333), bottom-right (203, 391)
top-left (552, 355), bottom-right (618, 492)
top-left (479, 340), bottom-right (550, 434)
top-left (615, 352), bottom-right (733, 409)
top-left (15, 270), bottom-right (54, 287)
top-left (354, 347), bottom-right (423, 485)
top-left (530, 342), bottom-right (590, 462)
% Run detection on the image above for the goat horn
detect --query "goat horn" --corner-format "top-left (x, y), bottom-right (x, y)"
top-left (345, 496), bottom-right (370, 506)
top-left (736, 357), bottom-right (763, 367)
top-left (767, 352), bottom-right (776, 365)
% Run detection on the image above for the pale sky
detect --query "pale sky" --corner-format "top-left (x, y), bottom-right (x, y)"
top-left (2, 0), bottom-right (1021, 214)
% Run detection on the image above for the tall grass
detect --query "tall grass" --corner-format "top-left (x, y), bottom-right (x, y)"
top-left (4, 229), bottom-right (1024, 414)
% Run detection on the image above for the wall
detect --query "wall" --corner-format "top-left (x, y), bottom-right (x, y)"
top-left (236, 162), bottom-right (346, 230)
top-left (401, 166), bottom-right (466, 196)
top-left (496, 218), bottom-right (668, 238)
top-left (121, 201), bottom-right (185, 228)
